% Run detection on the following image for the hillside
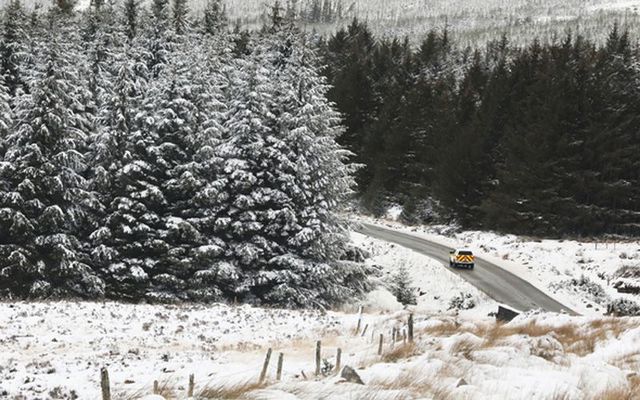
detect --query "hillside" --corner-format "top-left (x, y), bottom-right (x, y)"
top-left (219, 0), bottom-right (640, 46)
top-left (2, 0), bottom-right (637, 45)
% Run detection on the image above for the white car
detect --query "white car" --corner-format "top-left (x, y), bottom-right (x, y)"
top-left (449, 249), bottom-right (475, 269)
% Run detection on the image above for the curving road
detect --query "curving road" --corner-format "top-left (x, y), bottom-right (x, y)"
top-left (356, 222), bottom-right (577, 314)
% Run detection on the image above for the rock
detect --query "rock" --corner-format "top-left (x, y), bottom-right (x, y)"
top-left (456, 378), bottom-right (468, 387)
top-left (340, 366), bottom-right (364, 385)
top-left (496, 306), bottom-right (520, 322)
top-left (530, 335), bottom-right (565, 363)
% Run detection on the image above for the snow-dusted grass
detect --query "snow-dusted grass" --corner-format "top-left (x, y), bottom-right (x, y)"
top-left (2, 231), bottom-right (639, 399)
top-left (2, 302), bottom-right (640, 399)
top-left (360, 216), bottom-right (640, 317)
top-left (0, 301), bottom-right (359, 399)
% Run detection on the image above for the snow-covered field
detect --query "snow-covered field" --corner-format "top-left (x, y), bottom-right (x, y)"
top-left (0, 233), bottom-right (498, 399)
top-left (2, 301), bottom-right (640, 399)
top-left (361, 215), bottom-right (640, 317)
top-left (0, 233), bottom-right (640, 400)
top-left (0, 301), bottom-right (362, 399)
top-left (2, 226), bottom-right (640, 399)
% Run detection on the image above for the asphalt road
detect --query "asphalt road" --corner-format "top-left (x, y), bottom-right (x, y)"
top-left (356, 222), bottom-right (577, 314)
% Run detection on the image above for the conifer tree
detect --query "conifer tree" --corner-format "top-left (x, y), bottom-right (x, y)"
top-left (390, 265), bottom-right (417, 306)
top-left (0, 34), bottom-right (103, 299)
top-left (172, 0), bottom-right (189, 35)
top-left (206, 23), bottom-right (374, 307)
top-left (202, 0), bottom-right (227, 35)
top-left (143, 0), bottom-right (173, 77)
top-left (90, 48), bottom-right (152, 300)
top-left (0, 0), bottom-right (27, 99)
top-left (122, 0), bottom-right (139, 41)
top-left (0, 76), bottom-right (12, 156)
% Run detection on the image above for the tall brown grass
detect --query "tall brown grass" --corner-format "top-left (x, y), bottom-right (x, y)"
top-left (421, 317), bottom-right (638, 358)
top-left (198, 379), bottom-right (266, 399)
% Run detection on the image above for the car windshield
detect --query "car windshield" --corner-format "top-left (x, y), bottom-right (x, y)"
top-left (459, 251), bottom-right (473, 256)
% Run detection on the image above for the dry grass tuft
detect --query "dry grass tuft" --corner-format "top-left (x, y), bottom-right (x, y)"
top-left (122, 379), bottom-right (177, 400)
top-left (199, 379), bottom-right (266, 399)
top-left (155, 380), bottom-right (176, 398)
top-left (589, 377), bottom-right (640, 400)
top-left (370, 369), bottom-right (456, 400)
top-left (611, 351), bottom-right (640, 370)
top-left (382, 343), bottom-right (420, 363)
top-left (450, 337), bottom-right (479, 360)
top-left (468, 318), bottom-right (638, 357)
top-left (420, 320), bottom-right (461, 337)
top-left (548, 390), bottom-right (574, 400)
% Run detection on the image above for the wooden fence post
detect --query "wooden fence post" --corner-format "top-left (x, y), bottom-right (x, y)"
top-left (100, 367), bottom-right (111, 400)
top-left (315, 341), bottom-right (322, 376)
top-left (276, 353), bottom-right (284, 381)
top-left (188, 374), bottom-right (194, 397)
top-left (153, 380), bottom-right (159, 395)
top-left (259, 348), bottom-right (272, 383)
top-left (408, 313), bottom-right (414, 343)
top-left (378, 334), bottom-right (384, 355)
top-left (335, 348), bottom-right (342, 374)
top-left (355, 306), bottom-right (363, 335)
top-left (392, 327), bottom-right (397, 347)
top-left (360, 324), bottom-right (368, 337)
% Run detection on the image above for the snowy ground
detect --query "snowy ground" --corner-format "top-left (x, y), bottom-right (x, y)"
top-left (0, 301), bottom-right (362, 399)
top-left (2, 302), bottom-right (640, 399)
top-left (0, 233), bottom-right (499, 399)
top-left (2, 229), bottom-right (639, 399)
top-left (359, 214), bottom-right (640, 317)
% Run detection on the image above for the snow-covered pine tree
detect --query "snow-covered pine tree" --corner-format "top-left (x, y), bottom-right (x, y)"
top-left (0, 0), bottom-right (27, 99)
top-left (0, 32), bottom-right (103, 299)
top-left (208, 21), bottom-right (373, 308)
top-left (90, 47), bottom-right (153, 301)
top-left (177, 36), bottom-right (242, 302)
top-left (208, 56), bottom-right (278, 303)
top-left (0, 76), bottom-right (12, 156)
top-left (136, 55), bottom-right (206, 302)
top-left (389, 265), bottom-right (417, 306)
top-left (80, 2), bottom-right (122, 122)
top-left (142, 0), bottom-right (173, 77)
top-left (122, 0), bottom-right (139, 41)
top-left (90, 38), bottom-right (230, 302)
top-left (157, 50), bottom-right (236, 302)
top-left (263, 25), bottom-right (374, 306)
top-left (172, 0), bottom-right (189, 35)
top-left (202, 0), bottom-right (227, 36)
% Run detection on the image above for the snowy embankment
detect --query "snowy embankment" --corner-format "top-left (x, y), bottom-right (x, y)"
top-left (352, 232), bottom-right (497, 315)
top-left (2, 302), bottom-right (640, 399)
top-left (359, 214), bottom-right (640, 317)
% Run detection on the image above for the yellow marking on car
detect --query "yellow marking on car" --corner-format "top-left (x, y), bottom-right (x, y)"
top-left (456, 255), bottom-right (474, 263)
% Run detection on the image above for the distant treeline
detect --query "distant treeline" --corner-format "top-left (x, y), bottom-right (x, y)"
top-left (320, 20), bottom-right (640, 237)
